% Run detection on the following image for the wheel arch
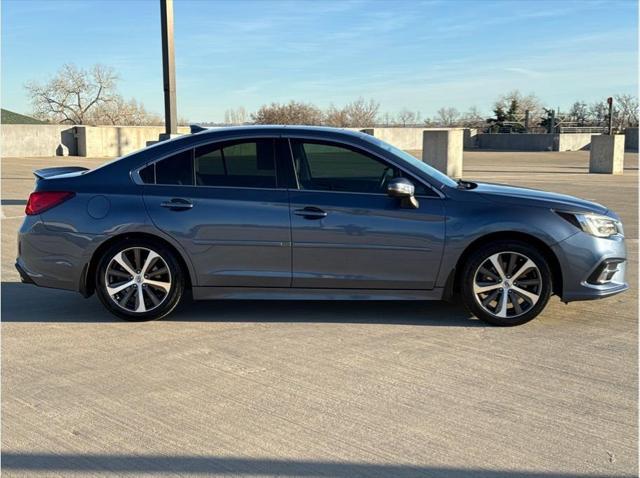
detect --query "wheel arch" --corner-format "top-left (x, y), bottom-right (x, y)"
top-left (81, 232), bottom-right (194, 297)
top-left (446, 231), bottom-right (563, 299)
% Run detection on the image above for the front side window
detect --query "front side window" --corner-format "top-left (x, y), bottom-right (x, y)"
top-left (195, 139), bottom-right (276, 188)
top-left (290, 140), bottom-right (432, 195)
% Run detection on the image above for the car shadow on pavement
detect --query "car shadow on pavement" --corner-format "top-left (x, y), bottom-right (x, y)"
top-left (1, 281), bottom-right (481, 327)
top-left (0, 453), bottom-right (623, 478)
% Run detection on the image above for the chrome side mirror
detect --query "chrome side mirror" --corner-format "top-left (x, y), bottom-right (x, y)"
top-left (387, 177), bottom-right (414, 197)
top-left (387, 177), bottom-right (419, 208)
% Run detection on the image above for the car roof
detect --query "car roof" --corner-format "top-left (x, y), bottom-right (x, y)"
top-left (190, 124), bottom-right (368, 139)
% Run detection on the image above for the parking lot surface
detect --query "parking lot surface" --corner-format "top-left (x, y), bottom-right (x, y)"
top-left (2, 150), bottom-right (638, 477)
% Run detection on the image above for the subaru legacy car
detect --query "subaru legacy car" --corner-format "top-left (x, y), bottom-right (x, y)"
top-left (16, 126), bottom-right (627, 325)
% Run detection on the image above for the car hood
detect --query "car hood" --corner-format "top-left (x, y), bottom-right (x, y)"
top-left (472, 182), bottom-right (609, 215)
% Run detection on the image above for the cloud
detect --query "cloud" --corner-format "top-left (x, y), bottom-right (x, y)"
top-left (503, 67), bottom-right (545, 79)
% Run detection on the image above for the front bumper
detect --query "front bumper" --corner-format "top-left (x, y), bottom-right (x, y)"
top-left (552, 231), bottom-right (628, 302)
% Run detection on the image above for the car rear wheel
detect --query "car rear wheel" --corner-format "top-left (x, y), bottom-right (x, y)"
top-left (95, 239), bottom-right (184, 321)
top-left (460, 241), bottom-right (552, 326)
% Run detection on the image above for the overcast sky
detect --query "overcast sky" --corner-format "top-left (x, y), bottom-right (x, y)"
top-left (2, 0), bottom-right (638, 122)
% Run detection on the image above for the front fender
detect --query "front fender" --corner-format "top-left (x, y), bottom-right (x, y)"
top-left (437, 200), bottom-right (576, 288)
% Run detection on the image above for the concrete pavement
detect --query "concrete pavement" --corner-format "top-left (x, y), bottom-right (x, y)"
top-left (1, 151), bottom-right (637, 477)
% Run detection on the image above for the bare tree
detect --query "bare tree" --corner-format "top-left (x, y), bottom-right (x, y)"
top-left (25, 63), bottom-right (161, 126)
top-left (422, 116), bottom-right (437, 127)
top-left (585, 96), bottom-right (638, 130)
top-left (323, 98), bottom-right (379, 127)
top-left (25, 64), bottom-right (118, 124)
top-left (343, 97), bottom-right (379, 127)
top-left (614, 94), bottom-right (639, 129)
top-left (494, 90), bottom-right (543, 124)
top-left (460, 106), bottom-right (484, 127)
top-left (224, 107), bottom-right (247, 125)
top-left (88, 97), bottom-right (162, 126)
top-left (568, 101), bottom-right (588, 125)
top-left (436, 107), bottom-right (460, 126)
top-left (589, 100), bottom-right (608, 126)
top-left (252, 100), bottom-right (323, 125)
top-left (395, 109), bottom-right (416, 127)
top-left (324, 104), bottom-right (350, 127)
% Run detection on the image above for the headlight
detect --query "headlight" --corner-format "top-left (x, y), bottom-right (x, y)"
top-left (557, 211), bottom-right (623, 238)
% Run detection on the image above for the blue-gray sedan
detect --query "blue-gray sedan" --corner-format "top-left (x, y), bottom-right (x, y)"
top-left (16, 126), bottom-right (627, 325)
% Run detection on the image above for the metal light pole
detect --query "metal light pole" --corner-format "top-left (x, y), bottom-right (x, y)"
top-left (160, 0), bottom-right (177, 136)
top-left (607, 97), bottom-right (614, 135)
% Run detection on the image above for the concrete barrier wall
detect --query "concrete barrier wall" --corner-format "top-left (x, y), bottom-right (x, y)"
top-left (363, 127), bottom-right (476, 151)
top-left (422, 129), bottom-right (464, 178)
top-left (590, 135), bottom-right (625, 174)
top-left (1, 124), bottom-right (78, 157)
top-left (3, 124), bottom-right (623, 157)
top-left (77, 126), bottom-right (190, 157)
top-left (1, 124), bottom-right (192, 158)
top-left (360, 127), bottom-right (426, 150)
top-left (463, 128), bottom-right (478, 149)
top-left (625, 127), bottom-right (638, 152)
top-left (477, 134), bottom-right (556, 151)
top-left (477, 133), bottom-right (601, 152)
top-left (557, 133), bottom-right (600, 151)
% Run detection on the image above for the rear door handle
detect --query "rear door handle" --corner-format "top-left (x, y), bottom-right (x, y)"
top-left (293, 206), bottom-right (327, 219)
top-left (160, 198), bottom-right (194, 210)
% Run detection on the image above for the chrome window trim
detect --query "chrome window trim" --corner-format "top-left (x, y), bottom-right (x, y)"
top-left (142, 183), bottom-right (290, 192)
top-left (285, 188), bottom-right (440, 199)
top-left (131, 132), bottom-right (446, 199)
top-left (131, 135), bottom-right (282, 188)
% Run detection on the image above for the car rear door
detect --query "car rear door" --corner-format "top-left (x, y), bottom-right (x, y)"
top-left (141, 137), bottom-right (292, 287)
top-left (286, 138), bottom-right (445, 290)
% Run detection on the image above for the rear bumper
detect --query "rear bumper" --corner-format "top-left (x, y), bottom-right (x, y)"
top-left (16, 216), bottom-right (95, 293)
top-left (15, 260), bottom-right (35, 285)
top-left (552, 232), bottom-right (628, 302)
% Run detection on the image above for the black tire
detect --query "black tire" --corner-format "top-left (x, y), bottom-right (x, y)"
top-left (460, 241), bottom-right (552, 326)
top-left (95, 238), bottom-right (185, 321)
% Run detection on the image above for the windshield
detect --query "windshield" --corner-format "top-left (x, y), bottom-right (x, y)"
top-left (363, 135), bottom-right (458, 188)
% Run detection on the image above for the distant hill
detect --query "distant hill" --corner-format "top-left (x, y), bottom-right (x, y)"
top-left (1, 109), bottom-right (46, 124)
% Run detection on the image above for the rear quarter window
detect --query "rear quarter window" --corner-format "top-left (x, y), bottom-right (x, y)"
top-left (139, 163), bottom-right (155, 184)
top-left (156, 150), bottom-right (194, 185)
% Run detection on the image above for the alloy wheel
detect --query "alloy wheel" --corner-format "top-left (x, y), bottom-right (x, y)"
top-left (472, 251), bottom-right (542, 319)
top-left (104, 247), bottom-right (172, 313)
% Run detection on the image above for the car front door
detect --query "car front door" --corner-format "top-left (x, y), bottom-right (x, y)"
top-left (287, 139), bottom-right (445, 290)
top-left (141, 138), bottom-right (292, 287)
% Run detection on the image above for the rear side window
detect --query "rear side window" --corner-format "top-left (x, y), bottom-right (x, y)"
top-left (194, 139), bottom-right (276, 188)
top-left (154, 150), bottom-right (194, 186)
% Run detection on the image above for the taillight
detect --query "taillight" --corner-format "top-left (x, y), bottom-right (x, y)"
top-left (25, 191), bottom-right (75, 215)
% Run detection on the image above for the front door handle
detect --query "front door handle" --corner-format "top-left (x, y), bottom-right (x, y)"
top-left (293, 206), bottom-right (327, 219)
top-left (160, 198), bottom-right (194, 210)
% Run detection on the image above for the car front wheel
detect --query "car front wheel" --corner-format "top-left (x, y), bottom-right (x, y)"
top-left (460, 241), bottom-right (552, 326)
top-left (95, 239), bottom-right (184, 321)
